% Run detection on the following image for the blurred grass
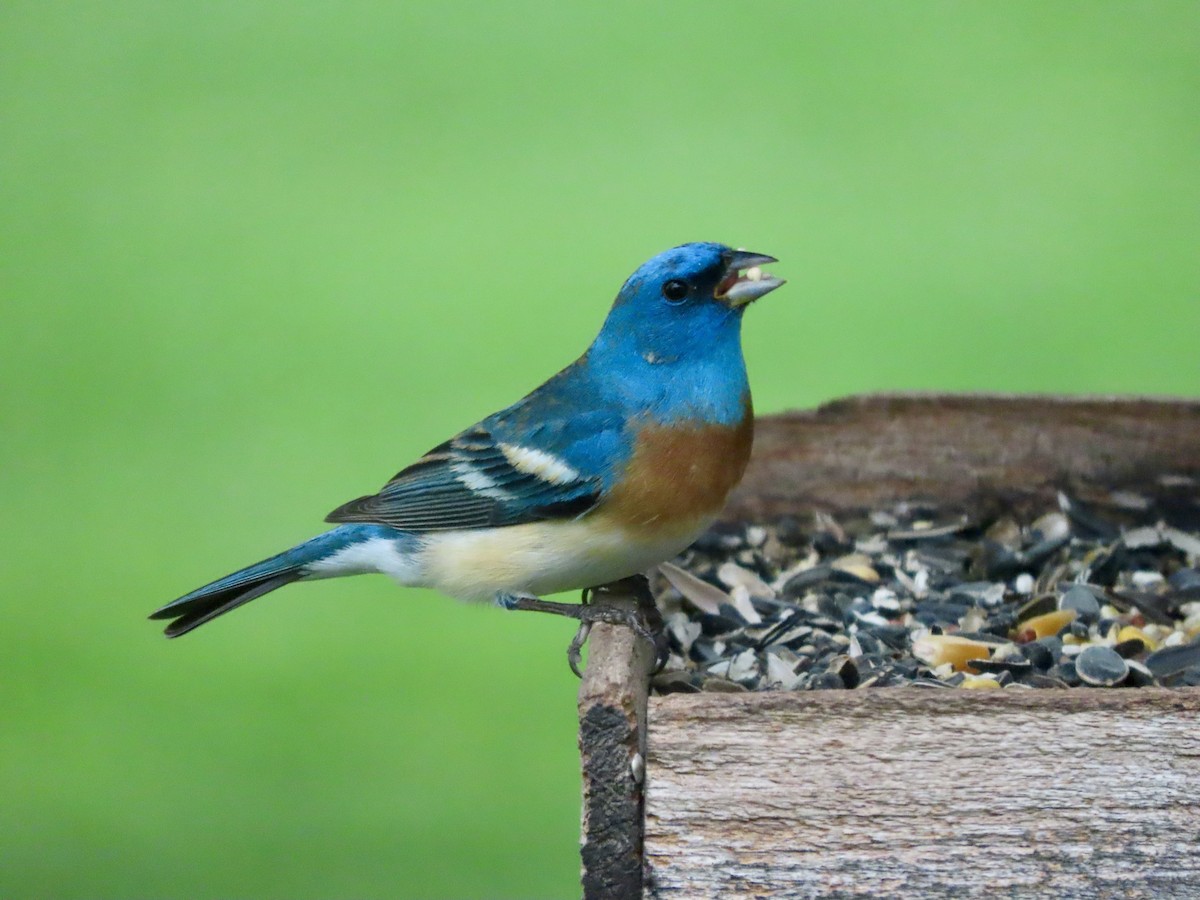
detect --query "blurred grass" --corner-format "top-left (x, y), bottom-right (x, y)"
top-left (1, 1), bottom-right (1197, 897)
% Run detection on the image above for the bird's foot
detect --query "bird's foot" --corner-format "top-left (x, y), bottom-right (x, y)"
top-left (495, 576), bottom-right (667, 677)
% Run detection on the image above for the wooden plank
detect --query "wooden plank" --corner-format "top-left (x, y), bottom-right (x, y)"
top-left (645, 689), bottom-right (1200, 898)
top-left (725, 393), bottom-right (1200, 524)
top-left (578, 581), bottom-right (657, 900)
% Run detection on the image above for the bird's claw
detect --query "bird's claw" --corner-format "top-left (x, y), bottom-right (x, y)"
top-left (565, 595), bottom-right (668, 677)
top-left (497, 576), bottom-right (668, 677)
top-left (567, 621), bottom-right (591, 678)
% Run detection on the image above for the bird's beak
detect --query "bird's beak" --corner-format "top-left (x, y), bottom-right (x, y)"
top-left (715, 250), bottom-right (785, 308)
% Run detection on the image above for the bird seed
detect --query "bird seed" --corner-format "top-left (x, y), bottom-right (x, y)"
top-left (650, 492), bottom-right (1200, 694)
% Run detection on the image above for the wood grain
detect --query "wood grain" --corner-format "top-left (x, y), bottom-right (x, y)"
top-left (578, 582), bottom-right (657, 900)
top-left (645, 689), bottom-right (1200, 899)
top-left (726, 393), bottom-right (1200, 525)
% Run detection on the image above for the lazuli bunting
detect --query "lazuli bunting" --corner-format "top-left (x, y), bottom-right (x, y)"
top-left (151, 242), bottom-right (784, 640)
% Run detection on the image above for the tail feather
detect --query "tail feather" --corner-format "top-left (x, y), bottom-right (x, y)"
top-left (153, 571), bottom-right (302, 638)
top-left (150, 525), bottom-right (398, 638)
top-left (152, 524), bottom-right (399, 637)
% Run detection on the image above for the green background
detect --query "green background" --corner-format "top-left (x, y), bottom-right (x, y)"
top-left (3, 2), bottom-right (1197, 897)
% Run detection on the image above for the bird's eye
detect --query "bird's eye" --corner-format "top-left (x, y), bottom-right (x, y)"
top-left (661, 279), bottom-right (689, 303)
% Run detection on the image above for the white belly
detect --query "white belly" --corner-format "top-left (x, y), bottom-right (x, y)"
top-left (414, 517), bottom-right (709, 602)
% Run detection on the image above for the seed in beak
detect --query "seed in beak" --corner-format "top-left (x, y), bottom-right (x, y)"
top-left (744, 266), bottom-right (763, 282)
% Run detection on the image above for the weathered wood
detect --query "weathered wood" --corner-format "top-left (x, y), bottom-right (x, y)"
top-left (645, 689), bottom-right (1200, 899)
top-left (725, 393), bottom-right (1200, 525)
top-left (577, 393), bottom-right (1200, 899)
top-left (578, 581), bottom-right (656, 900)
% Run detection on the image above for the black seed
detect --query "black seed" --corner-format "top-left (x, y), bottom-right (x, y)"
top-left (1145, 640), bottom-right (1200, 679)
top-left (1123, 661), bottom-right (1158, 687)
top-left (1019, 640), bottom-right (1056, 671)
top-left (809, 671), bottom-right (844, 690)
top-left (1017, 594), bottom-right (1058, 622)
top-left (774, 515), bottom-right (808, 546)
top-left (1112, 638), bottom-right (1146, 658)
top-left (696, 611), bottom-right (743, 635)
top-left (1052, 660), bottom-right (1080, 686)
top-left (781, 565), bottom-right (833, 596)
top-left (1168, 567), bottom-right (1200, 600)
top-left (1060, 585), bottom-right (1102, 624)
top-left (828, 655), bottom-right (860, 689)
top-left (1075, 645), bottom-right (1129, 687)
top-left (970, 657), bottom-right (1033, 676)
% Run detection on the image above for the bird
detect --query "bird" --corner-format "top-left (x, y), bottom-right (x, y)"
top-left (150, 242), bottom-right (784, 657)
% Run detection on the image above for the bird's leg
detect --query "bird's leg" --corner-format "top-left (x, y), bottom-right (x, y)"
top-left (494, 591), bottom-right (584, 617)
top-left (495, 575), bottom-right (668, 676)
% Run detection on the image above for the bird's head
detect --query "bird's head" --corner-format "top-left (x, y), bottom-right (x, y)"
top-left (593, 242), bottom-right (784, 366)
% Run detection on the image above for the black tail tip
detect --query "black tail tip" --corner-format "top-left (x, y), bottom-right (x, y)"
top-left (150, 571), bottom-right (301, 638)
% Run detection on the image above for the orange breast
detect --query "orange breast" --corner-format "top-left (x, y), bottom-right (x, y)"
top-left (599, 402), bottom-right (754, 535)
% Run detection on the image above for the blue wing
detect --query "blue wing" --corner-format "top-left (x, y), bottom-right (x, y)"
top-left (325, 364), bottom-right (631, 532)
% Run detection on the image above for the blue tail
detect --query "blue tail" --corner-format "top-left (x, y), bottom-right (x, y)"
top-left (150, 525), bottom-right (388, 638)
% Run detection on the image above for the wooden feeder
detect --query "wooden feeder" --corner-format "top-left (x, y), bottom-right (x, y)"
top-left (576, 394), bottom-right (1200, 899)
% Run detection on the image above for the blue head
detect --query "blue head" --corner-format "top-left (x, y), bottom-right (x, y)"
top-left (587, 242), bottom-right (784, 422)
